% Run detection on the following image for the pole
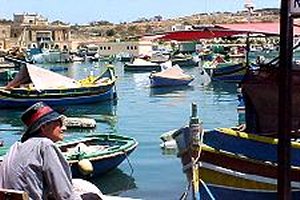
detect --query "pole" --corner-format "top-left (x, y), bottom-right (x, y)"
top-left (278, 0), bottom-right (293, 199)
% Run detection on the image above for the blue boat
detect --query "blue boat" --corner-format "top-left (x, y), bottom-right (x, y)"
top-left (58, 134), bottom-right (138, 177)
top-left (211, 62), bottom-right (247, 82)
top-left (0, 64), bottom-right (117, 108)
top-left (149, 64), bottom-right (194, 87)
top-left (199, 162), bottom-right (300, 200)
top-left (172, 103), bottom-right (300, 199)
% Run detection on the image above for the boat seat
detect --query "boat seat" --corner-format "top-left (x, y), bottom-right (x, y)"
top-left (0, 188), bottom-right (29, 200)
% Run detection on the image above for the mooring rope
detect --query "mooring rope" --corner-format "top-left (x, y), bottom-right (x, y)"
top-left (200, 179), bottom-right (215, 200)
top-left (123, 150), bottom-right (134, 177)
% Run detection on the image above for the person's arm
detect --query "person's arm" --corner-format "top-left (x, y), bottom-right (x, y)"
top-left (42, 144), bottom-right (82, 200)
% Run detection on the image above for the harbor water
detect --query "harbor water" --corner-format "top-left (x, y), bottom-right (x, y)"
top-left (0, 61), bottom-right (241, 199)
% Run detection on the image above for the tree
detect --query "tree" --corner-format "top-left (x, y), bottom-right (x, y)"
top-left (106, 29), bottom-right (116, 37)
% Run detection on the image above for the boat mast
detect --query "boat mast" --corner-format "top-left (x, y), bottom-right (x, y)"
top-left (278, 0), bottom-right (293, 199)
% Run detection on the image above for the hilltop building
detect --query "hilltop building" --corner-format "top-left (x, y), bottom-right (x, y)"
top-left (0, 24), bottom-right (11, 50)
top-left (171, 24), bottom-right (193, 32)
top-left (8, 13), bottom-right (71, 50)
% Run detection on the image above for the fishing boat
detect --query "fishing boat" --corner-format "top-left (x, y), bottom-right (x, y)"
top-left (201, 55), bottom-right (247, 83)
top-left (210, 62), bottom-right (247, 83)
top-left (170, 53), bottom-right (198, 68)
top-left (199, 162), bottom-right (300, 200)
top-left (149, 64), bottom-right (194, 87)
top-left (58, 134), bottom-right (138, 177)
top-left (124, 58), bottom-right (161, 72)
top-left (0, 63), bottom-right (117, 108)
top-left (171, 103), bottom-right (300, 199)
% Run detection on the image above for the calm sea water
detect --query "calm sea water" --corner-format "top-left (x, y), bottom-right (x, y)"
top-left (0, 60), bottom-right (241, 199)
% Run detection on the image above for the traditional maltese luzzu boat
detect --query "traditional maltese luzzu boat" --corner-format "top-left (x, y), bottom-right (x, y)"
top-left (0, 64), bottom-right (117, 108)
top-left (58, 134), bottom-right (138, 177)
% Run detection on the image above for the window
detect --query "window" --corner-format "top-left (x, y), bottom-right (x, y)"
top-left (134, 46), bottom-right (137, 50)
top-left (108, 46), bottom-right (111, 50)
top-left (131, 46), bottom-right (133, 50)
top-left (104, 46), bottom-right (106, 50)
top-left (127, 46), bottom-right (130, 50)
top-left (100, 46), bottom-right (103, 50)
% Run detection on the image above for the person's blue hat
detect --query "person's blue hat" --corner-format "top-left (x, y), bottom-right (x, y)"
top-left (21, 102), bottom-right (64, 142)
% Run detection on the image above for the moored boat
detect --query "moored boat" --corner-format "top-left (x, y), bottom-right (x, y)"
top-left (58, 134), bottom-right (138, 177)
top-left (124, 58), bottom-right (161, 72)
top-left (211, 62), bottom-right (247, 83)
top-left (171, 103), bottom-right (300, 199)
top-left (0, 63), bottom-right (117, 108)
top-left (149, 64), bottom-right (194, 87)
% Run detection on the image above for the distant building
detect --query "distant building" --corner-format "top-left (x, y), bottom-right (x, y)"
top-left (0, 24), bottom-right (11, 50)
top-left (171, 24), bottom-right (193, 32)
top-left (80, 41), bottom-right (153, 57)
top-left (10, 13), bottom-right (71, 50)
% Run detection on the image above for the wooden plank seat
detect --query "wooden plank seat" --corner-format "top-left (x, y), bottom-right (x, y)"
top-left (0, 188), bottom-right (29, 200)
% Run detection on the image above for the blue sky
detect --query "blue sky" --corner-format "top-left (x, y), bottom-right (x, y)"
top-left (0, 0), bottom-right (279, 24)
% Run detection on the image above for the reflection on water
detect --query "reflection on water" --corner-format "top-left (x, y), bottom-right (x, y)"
top-left (160, 147), bottom-right (177, 156)
top-left (0, 109), bottom-right (23, 127)
top-left (208, 81), bottom-right (239, 94)
top-left (150, 85), bottom-right (194, 97)
top-left (91, 168), bottom-right (137, 195)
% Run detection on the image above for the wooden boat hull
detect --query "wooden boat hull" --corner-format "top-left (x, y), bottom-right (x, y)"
top-left (242, 67), bottom-right (300, 133)
top-left (171, 58), bottom-right (197, 68)
top-left (0, 86), bottom-right (116, 108)
top-left (58, 134), bottom-right (138, 177)
top-left (198, 144), bottom-right (300, 181)
top-left (203, 128), bottom-right (300, 166)
top-left (200, 162), bottom-right (300, 200)
top-left (211, 62), bottom-right (246, 83)
top-left (149, 75), bottom-right (194, 87)
top-left (124, 64), bottom-right (161, 72)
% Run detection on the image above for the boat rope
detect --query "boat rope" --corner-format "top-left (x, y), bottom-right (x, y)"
top-left (193, 125), bottom-right (205, 166)
top-left (199, 179), bottom-right (215, 200)
top-left (123, 150), bottom-right (134, 177)
top-left (179, 181), bottom-right (191, 200)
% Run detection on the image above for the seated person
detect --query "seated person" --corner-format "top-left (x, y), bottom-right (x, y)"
top-left (0, 102), bottom-right (101, 200)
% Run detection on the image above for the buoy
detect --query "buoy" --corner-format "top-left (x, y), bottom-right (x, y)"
top-left (78, 159), bottom-right (93, 176)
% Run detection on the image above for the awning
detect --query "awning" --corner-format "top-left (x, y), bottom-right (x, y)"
top-left (158, 29), bottom-right (246, 41)
top-left (6, 64), bottom-right (79, 91)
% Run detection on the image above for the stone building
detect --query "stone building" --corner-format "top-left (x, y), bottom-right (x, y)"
top-left (10, 13), bottom-right (71, 50)
top-left (0, 24), bottom-right (11, 50)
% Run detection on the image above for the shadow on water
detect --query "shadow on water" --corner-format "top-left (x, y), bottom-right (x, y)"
top-left (58, 100), bottom-right (117, 117)
top-left (90, 168), bottom-right (137, 195)
top-left (207, 81), bottom-right (239, 94)
top-left (149, 85), bottom-right (194, 97)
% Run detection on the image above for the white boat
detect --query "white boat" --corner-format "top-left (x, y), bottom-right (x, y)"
top-left (149, 62), bottom-right (194, 87)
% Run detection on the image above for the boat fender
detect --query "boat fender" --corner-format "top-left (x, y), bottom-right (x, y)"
top-left (78, 159), bottom-right (93, 176)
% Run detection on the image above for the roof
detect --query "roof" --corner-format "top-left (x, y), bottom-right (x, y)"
top-left (158, 29), bottom-right (246, 41)
top-left (156, 22), bottom-right (300, 41)
top-left (216, 22), bottom-right (300, 36)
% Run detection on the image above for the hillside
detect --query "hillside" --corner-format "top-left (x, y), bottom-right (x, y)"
top-left (71, 8), bottom-right (280, 42)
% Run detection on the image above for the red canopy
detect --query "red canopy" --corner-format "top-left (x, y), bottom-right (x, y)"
top-left (158, 29), bottom-right (246, 41)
